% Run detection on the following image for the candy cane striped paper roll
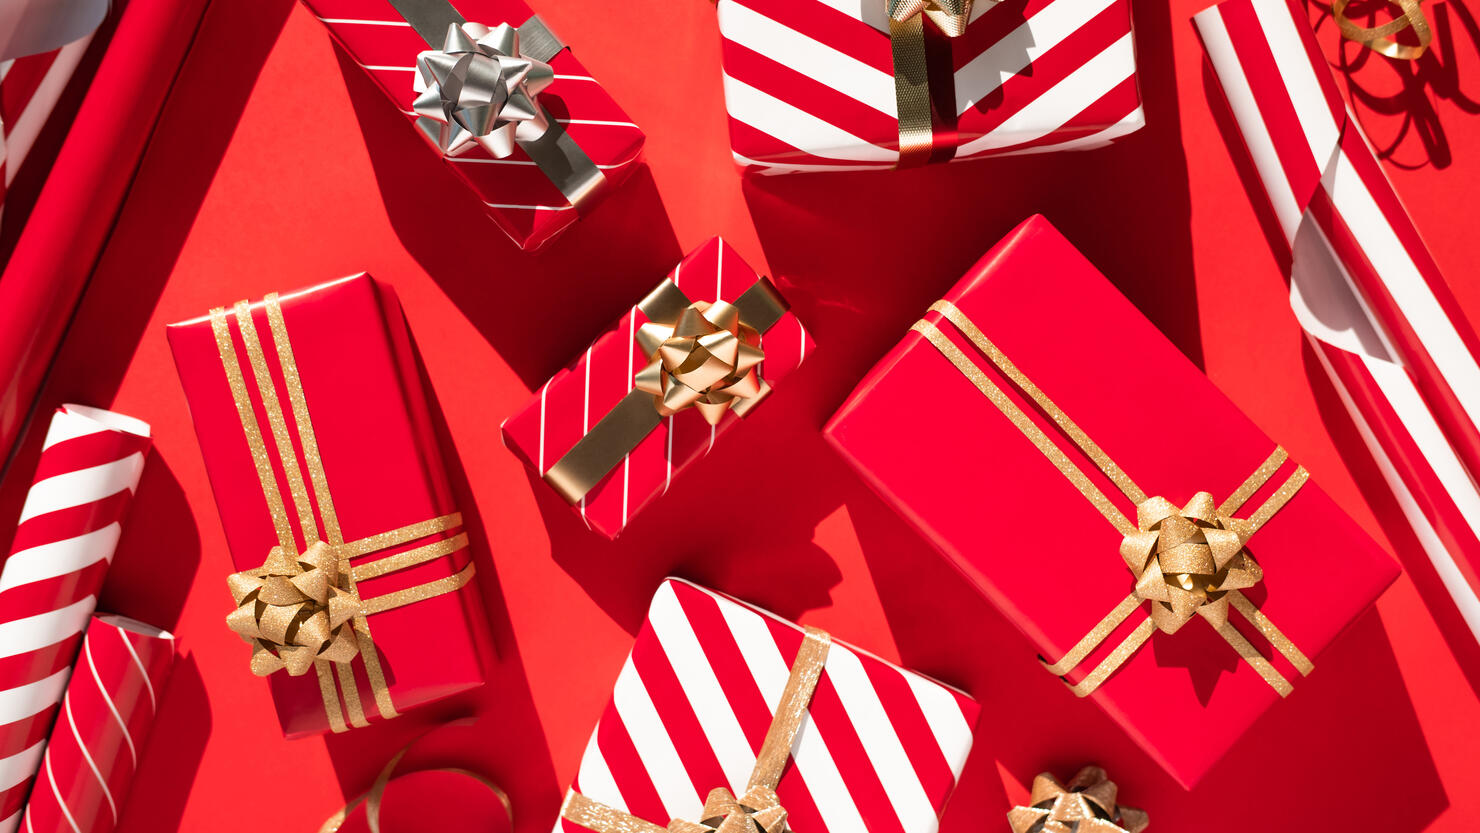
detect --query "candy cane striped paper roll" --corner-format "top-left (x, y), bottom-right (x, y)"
top-left (0, 405), bottom-right (151, 833)
top-left (18, 615), bottom-right (174, 833)
top-left (1194, 0), bottom-right (1480, 644)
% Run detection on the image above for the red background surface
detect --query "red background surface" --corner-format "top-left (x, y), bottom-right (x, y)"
top-left (0, 0), bottom-right (1477, 830)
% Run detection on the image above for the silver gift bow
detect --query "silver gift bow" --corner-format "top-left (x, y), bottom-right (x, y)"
top-left (413, 22), bottom-right (554, 159)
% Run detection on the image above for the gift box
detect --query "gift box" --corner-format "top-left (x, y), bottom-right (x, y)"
top-left (167, 274), bottom-right (490, 738)
top-left (299, 0), bottom-right (644, 251)
top-left (554, 578), bottom-right (978, 833)
top-left (824, 215), bottom-right (1399, 788)
top-left (501, 237), bottom-right (813, 539)
top-left (715, 0), bottom-right (1145, 174)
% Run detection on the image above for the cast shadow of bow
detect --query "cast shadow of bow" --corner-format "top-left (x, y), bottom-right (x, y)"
top-left (113, 654), bottom-right (211, 833)
top-left (331, 47), bottom-right (684, 393)
top-left (954, 0), bottom-right (1032, 120)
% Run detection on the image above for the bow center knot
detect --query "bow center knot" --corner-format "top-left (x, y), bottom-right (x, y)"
top-left (671, 787), bottom-right (787, 833)
top-left (1119, 492), bottom-right (1262, 633)
top-left (634, 300), bottom-right (767, 425)
top-left (413, 22), bottom-right (555, 158)
top-left (225, 540), bottom-right (362, 677)
top-left (886, 0), bottom-right (974, 36)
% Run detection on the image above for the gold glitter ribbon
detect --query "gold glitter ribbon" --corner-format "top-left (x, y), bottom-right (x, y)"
top-left (1333, 0), bottom-right (1432, 60)
top-left (542, 276), bottom-right (790, 505)
top-left (560, 628), bottom-right (831, 833)
top-left (212, 294), bottom-right (475, 733)
top-left (912, 299), bottom-right (1314, 697)
top-left (1006, 767), bottom-right (1147, 833)
top-left (887, 0), bottom-right (977, 167)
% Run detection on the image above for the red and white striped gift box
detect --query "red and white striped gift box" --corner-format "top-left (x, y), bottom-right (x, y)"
top-left (18, 615), bottom-right (174, 833)
top-left (300, 0), bottom-right (645, 252)
top-left (0, 406), bottom-right (151, 833)
top-left (501, 238), bottom-right (814, 539)
top-left (716, 0), bottom-right (1144, 174)
top-left (1195, 0), bottom-right (1480, 643)
top-left (555, 579), bottom-right (978, 833)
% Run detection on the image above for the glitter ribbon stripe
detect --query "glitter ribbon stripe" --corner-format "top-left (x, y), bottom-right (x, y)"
top-left (912, 299), bottom-right (1314, 697)
top-left (211, 293), bottom-right (475, 733)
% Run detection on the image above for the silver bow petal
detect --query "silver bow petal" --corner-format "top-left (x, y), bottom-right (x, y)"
top-left (413, 22), bottom-right (556, 158)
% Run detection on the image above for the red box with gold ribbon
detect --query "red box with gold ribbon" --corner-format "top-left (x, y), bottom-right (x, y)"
top-left (824, 216), bottom-right (1399, 788)
top-left (167, 274), bottom-right (490, 738)
top-left (299, 0), bottom-right (645, 252)
top-left (501, 237), bottom-right (813, 539)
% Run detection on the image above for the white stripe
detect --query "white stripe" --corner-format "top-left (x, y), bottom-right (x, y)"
top-left (0, 739), bottom-right (46, 792)
top-left (45, 754), bottom-right (81, 833)
top-left (17, 453), bottom-right (146, 524)
top-left (116, 626), bottom-right (158, 713)
top-left (623, 310), bottom-right (634, 527)
top-left (581, 345), bottom-right (593, 527)
top-left (85, 638), bottom-right (136, 767)
top-left (968, 106), bottom-right (1143, 158)
top-left (610, 662), bottom-right (701, 821)
top-left (4, 37), bottom-right (92, 186)
top-left (364, 64), bottom-right (416, 72)
top-left (0, 524), bottom-right (120, 595)
top-left (40, 411), bottom-right (108, 452)
top-left (575, 729), bottom-right (629, 812)
top-left (65, 693), bottom-right (117, 823)
top-left (902, 673), bottom-right (973, 776)
top-left (955, 0), bottom-right (1121, 113)
top-left (538, 378), bottom-right (551, 473)
top-left (447, 156), bottom-right (628, 170)
top-left (56, 406), bottom-right (149, 442)
top-left (317, 17), bottom-right (411, 25)
top-left (484, 202), bottom-right (575, 211)
top-left (559, 119), bottom-right (641, 128)
top-left (722, 74), bottom-right (897, 163)
top-left (0, 598), bottom-right (95, 661)
top-left (731, 149), bottom-right (891, 174)
top-left (0, 667), bottom-right (71, 729)
top-left (719, 1), bottom-right (894, 116)
top-left (1254, 0), bottom-right (1341, 176)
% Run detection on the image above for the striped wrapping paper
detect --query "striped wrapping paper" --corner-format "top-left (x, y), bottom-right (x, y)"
top-left (18, 615), bottom-right (174, 833)
top-left (0, 36), bottom-right (95, 225)
top-left (501, 238), bottom-right (813, 539)
top-left (0, 406), bottom-right (151, 833)
top-left (300, 0), bottom-right (644, 252)
top-left (716, 0), bottom-right (1144, 174)
top-left (1194, 0), bottom-right (1480, 644)
top-left (555, 579), bottom-right (978, 833)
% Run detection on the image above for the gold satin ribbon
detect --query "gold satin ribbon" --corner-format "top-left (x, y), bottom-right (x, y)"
top-left (560, 628), bottom-right (831, 833)
top-left (887, 0), bottom-right (976, 167)
top-left (212, 293), bottom-right (475, 733)
top-left (1334, 0), bottom-right (1431, 60)
top-left (542, 276), bottom-right (790, 505)
top-left (1006, 767), bottom-right (1147, 833)
top-left (913, 299), bottom-right (1314, 697)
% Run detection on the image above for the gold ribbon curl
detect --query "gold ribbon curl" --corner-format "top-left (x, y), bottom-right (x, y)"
top-left (887, 0), bottom-right (980, 167)
top-left (561, 628), bottom-right (831, 833)
top-left (212, 294), bottom-right (475, 733)
top-left (1333, 0), bottom-right (1432, 60)
top-left (913, 299), bottom-right (1314, 698)
top-left (1006, 767), bottom-right (1147, 833)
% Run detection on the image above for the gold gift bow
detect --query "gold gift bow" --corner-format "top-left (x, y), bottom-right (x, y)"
top-left (1006, 767), bottom-right (1147, 833)
top-left (1333, 0), bottom-right (1432, 60)
top-left (561, 627), bottom-right (832, 833)
top-left (912, 300), bottom-right (1314, 697)
top-left (542, 276), bottom-right (790, 505)
top-left (888, 0), bottom-right (979, 167)
top-left (212, 294), bottom-right (476, 733)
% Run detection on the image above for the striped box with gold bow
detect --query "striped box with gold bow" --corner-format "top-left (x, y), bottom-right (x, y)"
top-left (168, 274), bottom-right (492, 738)
top-left (715, 0), bottom-right (1144, 173)
top-left (555, 579), bottom-right (978, 833)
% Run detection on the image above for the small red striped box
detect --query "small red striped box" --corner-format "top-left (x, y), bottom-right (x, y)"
top-left (501, 238), bottom-right (813, 539)
top-left (300, 0), bottom-right (645, 251)
top-left (555, 579), bottom-right (978, 833)
top-left (716, 0), bottom-right (1144, 173)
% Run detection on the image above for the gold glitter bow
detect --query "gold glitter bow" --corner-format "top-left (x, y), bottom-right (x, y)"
top-left (561, 628), bottom-right (832, 833)
top-left (634, 300), bottom-right (767, 425)
top-left (226, 541), bottom-right (362, 677)
top-left (887, 0), bottom-right (983, 167)
top-left (1006, 767), bottom-right (1148, 833)
top-left (1333, 0), bottom-right (1431, 60)
top-left (913, 299), bottom-right (1315, 698)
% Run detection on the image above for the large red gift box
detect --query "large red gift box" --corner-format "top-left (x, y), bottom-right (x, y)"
top-left (299, 0), bottom-right (644, 251)
top-left (167, 274), bottom-right (490, 738)
top-left (502, 238), bottom-right (813, 539)
top-left (554, 579), bottom-right (978, 833)
top-left (824, 215), bottom-right (1399, 788)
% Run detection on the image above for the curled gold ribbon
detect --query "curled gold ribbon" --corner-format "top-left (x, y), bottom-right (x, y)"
top-left (913, 299), bottom-right (1314, 698)
top-left (1006, 767), bottom-right (1148, 833)
top-left (212, 294), bottom-right (475, 733)
top-left (1333, 0), bottom-right (1432, 60)
top-left (886, 0), bottom-right (979, 167)
top-left (561, 628), bottom-right (831, 833)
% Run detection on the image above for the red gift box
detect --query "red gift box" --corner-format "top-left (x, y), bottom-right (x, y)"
top-left (298, 0), bottom-right (644, 252)
top-left (824, 215), bottom-right (1399, 788)
top-left (167, 274), bottom-right (490, 738)
top-left (501, 238), bottom-right (813, 539)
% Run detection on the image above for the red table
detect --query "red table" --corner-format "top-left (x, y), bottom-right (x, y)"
top-left (1, 0), bottom-right (1476, 829)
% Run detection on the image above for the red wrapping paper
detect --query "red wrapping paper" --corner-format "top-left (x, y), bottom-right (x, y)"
top-left (824, 215), bottom-right (1400, 788)
top-left (501, 238), bottom-right (813, 539)
top-left (19, 614), bottom-right (175, 833)
top-left (299, 0), bottom-right (644, 252)
top-left (167, 274), bottom-right (490, 738)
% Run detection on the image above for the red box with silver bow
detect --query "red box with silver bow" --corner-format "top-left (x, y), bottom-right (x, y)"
top-left (501, 238), bottom-right (813, 539)
top-left (554, 579), bottom-right (978, 833)
top-left (167, 274), bottom-right (491, 738)
top-left (715, 0), bottom-right (1144, 173)
top-left (300, 0), bottom-right (644, 251)
top-left (824, 216), bottom-right (1399, 787)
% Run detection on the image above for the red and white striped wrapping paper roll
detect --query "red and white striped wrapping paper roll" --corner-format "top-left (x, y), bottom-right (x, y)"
top-left (0, 406), bottom-right (151, 833)
top-left (18, 615), bottom-right (174, 833)
top-left (0, 38), bottom-right (93, 218)
top-left (716, 0), bottom-right (1145, 174)
top-left (1194, 0), bottom-right (1480, 643)
top-left (555, 579), bottom-right (979, 833)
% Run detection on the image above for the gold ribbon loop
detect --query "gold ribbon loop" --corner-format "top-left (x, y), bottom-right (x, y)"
top-left (1334, 0), bottom-right (1432, 60)
top-left (1007, 767), bottom-right (1147, 833)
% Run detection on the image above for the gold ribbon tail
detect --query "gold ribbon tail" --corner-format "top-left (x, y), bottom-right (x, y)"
top-left (1334, 0), bottom-right (1432, 60)
top-left (889, 14), bottom-right (935, 167)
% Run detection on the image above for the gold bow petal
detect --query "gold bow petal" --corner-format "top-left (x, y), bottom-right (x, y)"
top-left (225, 540), bottom-right (363, 677)
top-left (1125, 491), bottom-right (1266, 634)
top-left (1008, 768), bottom-right (1146, 833)
top-left (636, 300), bottom-right (769, 425)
